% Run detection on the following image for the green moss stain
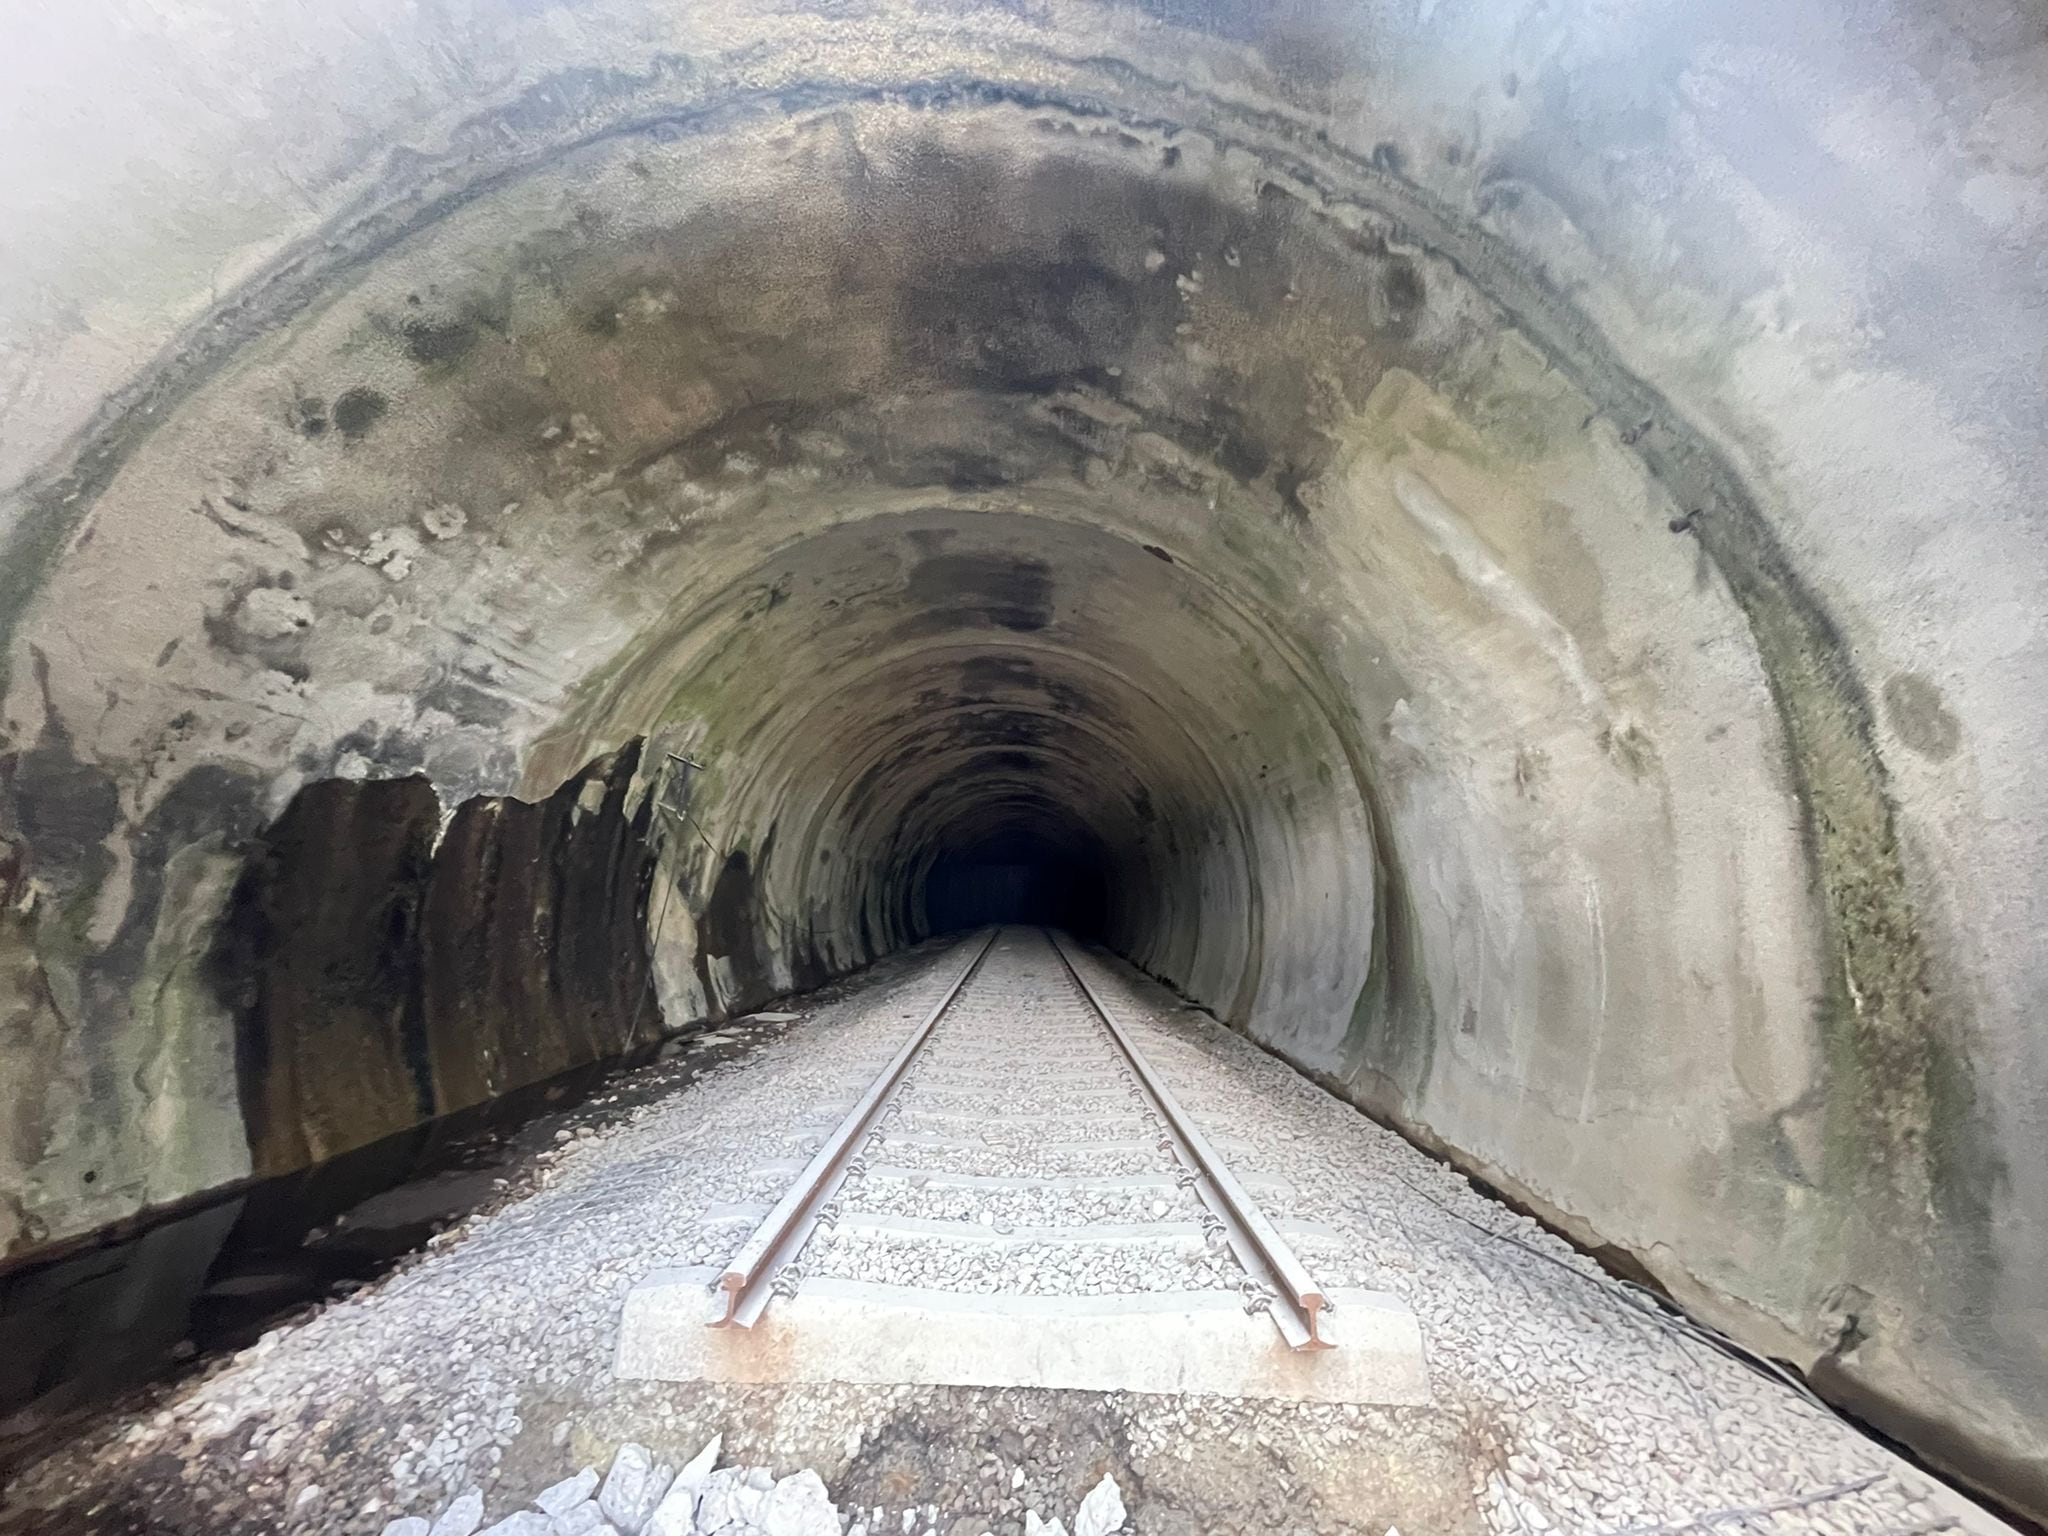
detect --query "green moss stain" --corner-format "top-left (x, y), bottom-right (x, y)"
top-left (1268, 149), bottom-right (1993, 1270)
top-left (1687, 488), bottom-right (1984, 1238)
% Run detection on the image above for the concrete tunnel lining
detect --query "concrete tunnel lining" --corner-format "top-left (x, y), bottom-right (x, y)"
top-left (0, 1), bottom-right (2043, 1520)
top-left (582, 505), bottom-right (1375, 1028)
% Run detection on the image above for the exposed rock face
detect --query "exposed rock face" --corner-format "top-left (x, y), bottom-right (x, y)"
top-left (216, 774), bottom-right (440, 1176)
top-left (213, 744), bottom-right (658, 1177)
top-left (420, 745), bottom-right (658, 1117)
top-left (0, 0), bottom-right (2042, 1518)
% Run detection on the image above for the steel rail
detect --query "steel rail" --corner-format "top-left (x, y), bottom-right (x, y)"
top-left (709, 927), bottom-right (999, 1328)
top-left (1046, 929), bottom-right (1335, 1351)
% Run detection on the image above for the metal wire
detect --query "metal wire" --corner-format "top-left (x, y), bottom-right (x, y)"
top-left (1601, 1474), bottom-right (1892, 1534)
top-left (1384, 1166), bottom-right (1833, 1413)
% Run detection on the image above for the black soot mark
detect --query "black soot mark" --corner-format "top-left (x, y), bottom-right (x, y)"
top-left (399, 315), bottom-right (479, 366)
top-left (907, 553), bottom-right (1055, 633)
top-left (331, 388), bottom-right (389, 441)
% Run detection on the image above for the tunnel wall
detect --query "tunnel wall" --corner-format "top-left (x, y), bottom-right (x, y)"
top-left (0, 748), bottom-right (663, 1434)
top-left (2, 740), bottom-right (658, 1265)
top-left (0, 0), bottom-right (2043, 1518)
top-left (213, 741), bottom-right (660, 1178)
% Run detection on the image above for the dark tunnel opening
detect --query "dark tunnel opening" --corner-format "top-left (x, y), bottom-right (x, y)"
top-left (919, 823), bottom-right (1114, 937)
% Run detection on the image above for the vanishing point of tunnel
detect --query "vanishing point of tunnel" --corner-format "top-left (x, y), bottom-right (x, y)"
top-left (0, 1), bottom-right (2044, 1533)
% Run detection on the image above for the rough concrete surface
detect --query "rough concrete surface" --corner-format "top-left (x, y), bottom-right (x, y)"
top-left (0, 0), bottom-right (2043, 1520)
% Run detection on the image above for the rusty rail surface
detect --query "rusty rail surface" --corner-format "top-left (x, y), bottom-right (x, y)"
top-left (1045, 930), bottom-right (1334, 1350)
top-left (710, 928), bottom-right (998, 1327)
top-left (714, 926), bottom-right (1332, 1352)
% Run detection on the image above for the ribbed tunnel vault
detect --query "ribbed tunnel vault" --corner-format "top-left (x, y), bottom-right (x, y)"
top-left (1, 0), bottom-right (2045, 1522)
top-left (546, 502), bottom-right (1380, 1037)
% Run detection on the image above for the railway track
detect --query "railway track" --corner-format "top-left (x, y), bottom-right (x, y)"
top-left (709, 926), bottom-right (1335, 1351)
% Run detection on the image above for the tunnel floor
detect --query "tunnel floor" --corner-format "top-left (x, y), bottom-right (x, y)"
top-left (0, 939), bottom-right (1983, 1536)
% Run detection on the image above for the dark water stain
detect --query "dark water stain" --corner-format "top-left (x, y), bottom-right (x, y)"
top-left (330, 387), bottom-right (389, 441)
top-left (939, 454), bottom-right (1015, 491)
top-left (1274, 463), bottom-right (1315, 523)
top-left (208, 743), bottom-right (654, 1182)
top-left (7, 652), bottom-right (121, 896)
top-left (399, 314), bottom-right (480, 367)
top-left (906, 553), bottom-right (1054, 633)
top-left (966, 749), bottom-right (1037, 776)
top-left (958, 654), bottom-right (1042, 695)
top-left (1882, 673), bottom-right (1962, 761)
top-left (693, 848), bottom-right (770, 1011)
top-left (212, 776), bottom-right (441, 1178)
top-left (436, 742), bottom-right (655, 1112)
top-left (288, 396), bottom-right (328, 437)
top-left (1373, 254), bottom-right (1427, 337)
top-left (416, 673), bottom-right (519, 731)
top-left (1203, 402), bottom-right (1271, 482)
top-left (941, 709), bottom-right (1052, 753)
top-left (898, 246), bottom-right (1147, 396)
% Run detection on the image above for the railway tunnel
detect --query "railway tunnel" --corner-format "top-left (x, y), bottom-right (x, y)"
top-left (0, 0), bottom-right (2045, 1531)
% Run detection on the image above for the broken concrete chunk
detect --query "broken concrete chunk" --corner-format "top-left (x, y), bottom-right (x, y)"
top-left (548, 1501), bottom-right (610, 1536)
top-left (639, 1481), bottom-right (697, 1536)
top-left (691, 1469), bottom-right (753, 1533)
top-left (480, 1515), bottom-right (554, 1536)
top-left (596, 1442), bottom-right (674, 1534)
top-left (676, 1433), bottom-right (722, 1490)
top-left (535, 1471), bottom-right (600, 1518)
top-left (1071, 1474), bottom-right (1125, 1536)
top-left (380, 1520), bottom-right (431, 1536)
top-left (758, 1469), bottom-right (840, 1536)
top-left (430, 1489), bottom-right (485, 1536)
top-left (642, 1431), bottom-right (721, 1536)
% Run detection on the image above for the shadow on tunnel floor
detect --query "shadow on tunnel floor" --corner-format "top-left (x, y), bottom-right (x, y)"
top-left (0, 1016), bottom-right (793, 1480)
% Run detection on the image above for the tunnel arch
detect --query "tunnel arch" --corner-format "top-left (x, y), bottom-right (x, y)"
top-left (534, 501), bottom-right (1378, 1036)
top-left (0, 1), bottom-right (2042, 1518)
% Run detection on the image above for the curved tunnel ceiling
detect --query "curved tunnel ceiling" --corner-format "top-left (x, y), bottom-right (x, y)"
top-left (0, 0), bottom-right (2044, 1520)
top-left (543, 503), bottom-right (1371, 1023)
